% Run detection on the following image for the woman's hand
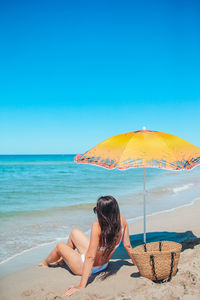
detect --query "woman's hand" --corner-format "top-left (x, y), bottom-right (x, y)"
top-left (64, 285), bottom-right (84, 297)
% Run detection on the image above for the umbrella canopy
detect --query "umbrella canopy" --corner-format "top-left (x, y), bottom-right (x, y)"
top-left (75, 129), bottom-right (200, 170)
top-left (75, 129), bottom-right (200, 243)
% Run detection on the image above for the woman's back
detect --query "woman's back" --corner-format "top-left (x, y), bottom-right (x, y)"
top-left (93, 214), bottom-right (125, 266)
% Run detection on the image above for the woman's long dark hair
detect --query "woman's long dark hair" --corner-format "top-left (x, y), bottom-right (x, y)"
top-left (96, 196), bottom-right (121, 260)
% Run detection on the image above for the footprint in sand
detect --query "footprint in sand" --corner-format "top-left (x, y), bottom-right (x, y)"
top-left (45, 291), bottom-right (63, 300)
top-left (21, 289), bottom-right (35, 297)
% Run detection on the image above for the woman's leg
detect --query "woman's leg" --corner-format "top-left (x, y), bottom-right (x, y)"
top-left (42, 242), bottom-right (84, 274)
top-left (40, 228), bottom-right (90, 268)
top-left (67, 228), bottom-right (90, 254)
top-left (56, 242), bottom-right (84, 275)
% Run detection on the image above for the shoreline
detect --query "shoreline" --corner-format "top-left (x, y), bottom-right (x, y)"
top-left (0, 196), bottom-right (200, 299)
top-left (127, 196), bottom-right (200, 224)
top-left (1, 197), bottom-right (200, 277)
top-left (0, 197), bottom-right (200, 299)
top-left (1, 155), bottom-right (199, 273)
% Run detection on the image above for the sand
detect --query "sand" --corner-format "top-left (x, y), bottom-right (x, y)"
top-left (0, 199), bottom-right (200, 300)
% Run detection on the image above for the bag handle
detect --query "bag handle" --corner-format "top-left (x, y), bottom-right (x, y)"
top-left (159, 241), bottom-right (162, 251)
top-left (150, 251), bottom-right (176, 282)
top-left (168, 252), bottom-right (176, 281)
top-left (150, 254), bottom-right (158, 281)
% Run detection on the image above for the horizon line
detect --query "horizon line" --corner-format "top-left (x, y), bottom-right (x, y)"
top-left (0, 153), bottom-right (78, 156)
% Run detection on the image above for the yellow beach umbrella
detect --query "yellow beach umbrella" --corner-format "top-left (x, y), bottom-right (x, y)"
top-left (75, 128), bottom-right (200, 243)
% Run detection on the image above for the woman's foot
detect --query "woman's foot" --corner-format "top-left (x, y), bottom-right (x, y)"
top-left (38, 260), bottom-right (48, 267)
top-left (57, 258), bottom-right (65, 266)
top-left (49, 258), bottom-right (65, 267)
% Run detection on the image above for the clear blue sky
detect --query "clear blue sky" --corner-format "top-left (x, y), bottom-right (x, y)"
top-left (0, 0), bottom-right (200, 154)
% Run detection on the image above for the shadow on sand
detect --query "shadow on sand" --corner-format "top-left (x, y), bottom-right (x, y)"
top-left (98, 230), bottom-right (200, 281)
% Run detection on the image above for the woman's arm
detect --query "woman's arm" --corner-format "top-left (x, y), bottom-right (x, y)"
top-left (79, 222), bottom-right (100, 287)
top-left (122, 217), bottom-right (135, 263)
top-left (64, 222), bottom-right (100, 297)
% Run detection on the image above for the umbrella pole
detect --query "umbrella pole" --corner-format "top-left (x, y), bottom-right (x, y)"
top-left (143, 167), bottom-right (146, 244)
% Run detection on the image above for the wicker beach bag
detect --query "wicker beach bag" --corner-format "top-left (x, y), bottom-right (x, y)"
top-left (131, 241), bottom-right (182, 282)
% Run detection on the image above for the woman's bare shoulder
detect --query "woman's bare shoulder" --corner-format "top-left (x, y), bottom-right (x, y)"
top-left (92, 221), bottom-right (101, 233)
top-left (120, 214), bottom-right (128, 226)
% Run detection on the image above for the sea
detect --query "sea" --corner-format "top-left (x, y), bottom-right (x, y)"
top-left (0, 154), bottom-right (200, 266)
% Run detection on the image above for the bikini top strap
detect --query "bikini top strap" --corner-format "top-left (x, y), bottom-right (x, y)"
top-left (121, 217), bottom-right (124, 236)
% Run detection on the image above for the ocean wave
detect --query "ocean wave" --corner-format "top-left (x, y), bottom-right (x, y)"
top-left (172, 183), bottom-right (194, 193)
top-left (0, 240), bottom-right (58, 265)
top-left (0, 228), bottom-right (92, 266)
top-left (0, 181), bottom-right (197, 219)
top-left (141, 182), bottom-right (195, 197)
top-left (0, 202), bottom-right (96, 219)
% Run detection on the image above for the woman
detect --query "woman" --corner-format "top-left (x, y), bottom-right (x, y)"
top-left (40, 196), bottom-right (134, 297)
